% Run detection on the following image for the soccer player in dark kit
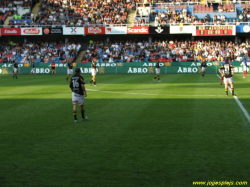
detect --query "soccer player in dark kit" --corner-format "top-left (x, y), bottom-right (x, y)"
top-left (70, 68), bottom-right (88, 123)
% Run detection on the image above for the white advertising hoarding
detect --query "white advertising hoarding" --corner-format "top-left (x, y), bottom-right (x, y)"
top-left (63, 27), bottom-right (85, 35)
top-left (105, 27), bottom-right (127, 34)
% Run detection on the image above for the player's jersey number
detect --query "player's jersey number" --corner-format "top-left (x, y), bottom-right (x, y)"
top-left (72, 79), bottom-right (79, 88)
top-left (224, 64), bottom-right (230, 75)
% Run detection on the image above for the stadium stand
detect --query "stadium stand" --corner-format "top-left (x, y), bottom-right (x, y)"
top-left (83, 40), bottom-right (250, 63)
top-left (10, 0), bottom-right (142, 26)
top-left (0, 41), bottom-right (81, 63)
top-left (3, 0), bottom-right (38, 27)
top-left (147, 1), bottom-right (250, 25)
top-left (3, 0), bottom-right (250, 27)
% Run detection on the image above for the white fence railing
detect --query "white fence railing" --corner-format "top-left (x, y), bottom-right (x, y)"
top-left (1, 22), bottom-right (250, 28)
top-left (0, 24), bottom-right (151, 28)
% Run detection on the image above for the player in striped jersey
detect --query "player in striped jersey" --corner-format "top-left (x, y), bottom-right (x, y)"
top-left (219, 58), bottom-right (236, 96)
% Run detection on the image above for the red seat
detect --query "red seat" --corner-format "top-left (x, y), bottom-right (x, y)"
top-left (6, 54), bottom-right (13, 58)
top-left (159, 58), bottom-right (165, 62)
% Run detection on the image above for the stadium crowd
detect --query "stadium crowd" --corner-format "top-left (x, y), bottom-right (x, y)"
top-left (4, 0), bottom-right (250, 27)
top-left (8, 0), bottom-right (143, 27)
top-left (151, 8), bottom-right (197, 26)
top-left (2, 0), bottom-right (38, 26)
top-left (0, 40), bottom-right (81, 63)
top-left (82, 39), bottom-right (250, 63)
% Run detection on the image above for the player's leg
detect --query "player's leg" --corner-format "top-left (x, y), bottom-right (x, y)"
top-left (220, 75), bottom-right (224, 85)
top-left (231, 83), bottom-right (235, 96)
top-left (73, 104), bottom-right (78, 122)
top-left (154, 69), bottom-right (160, 81)
top-left (80, 104), bottom-right (88, 120)
top-left (90, 70), bottom-right (95, 85)
top-left (153, 73), bottom-right (158, 81)
top-left (66, 69), bottom-right (73, 82)
top-left (14, 69), bottom-right (18, 79)
top-left (225, 84), bottom-right (229, 96)
top-left (153, 74), bottom-right (156, 81)
top-left (224, 79), bottom-right (229, 96)
top-left (90, 76), bottom-right (93, 85)
top-left (93, 75), bottom-right (97, 86)
top-left (202, 67), bottom-right (205, 77)
top-left (230, 77), bottom-right (235, 96)
top-left (72, 93), bottom-right (78, 122)
top-left (66, 69), bottom-right (70, 81)
top-left (243, 71), bottom-right (247, 78)
top-left (157, 73), bottom-right (161, 82)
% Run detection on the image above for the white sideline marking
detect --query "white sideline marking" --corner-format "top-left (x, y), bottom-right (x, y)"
top-left (87, 89), bottom-right (223, 97)
top-left (216, 74), bottom-right (250, 123)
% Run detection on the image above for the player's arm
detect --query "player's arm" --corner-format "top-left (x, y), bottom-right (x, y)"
top-left (219, 67), bottom-right (224, 76)
top-left (232, 66), bottom-right (235, 76)
top-left (69, 78), bottom-right (73, 91)
top-left (80, 77), bottom-right (87, 97)
top-left (82, 83), bottom-right (87, 97)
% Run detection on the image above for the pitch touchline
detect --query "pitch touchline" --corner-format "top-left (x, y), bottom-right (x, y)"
top-left (86, 89), bottom-right (223, 97)
top-left (216, 74), bottom-right (250, 123)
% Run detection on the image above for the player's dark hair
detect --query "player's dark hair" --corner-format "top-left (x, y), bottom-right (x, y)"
top-left (75, 68), bottom-right (81, 75)
top-left (225, 58), bottom-right (229, 64)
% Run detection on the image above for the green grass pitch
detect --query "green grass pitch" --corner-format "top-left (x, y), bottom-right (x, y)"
top-left (0, 74), bottom-right (250, 187)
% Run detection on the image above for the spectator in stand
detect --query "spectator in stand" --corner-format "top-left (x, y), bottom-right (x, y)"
top-left (239, 14), bottom-right (244, 21)
top-left (217, 54), bottom-right (224, 62)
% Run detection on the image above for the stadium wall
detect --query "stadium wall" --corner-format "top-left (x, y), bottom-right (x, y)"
top-left (0, 62), bottom-right (248, 75)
